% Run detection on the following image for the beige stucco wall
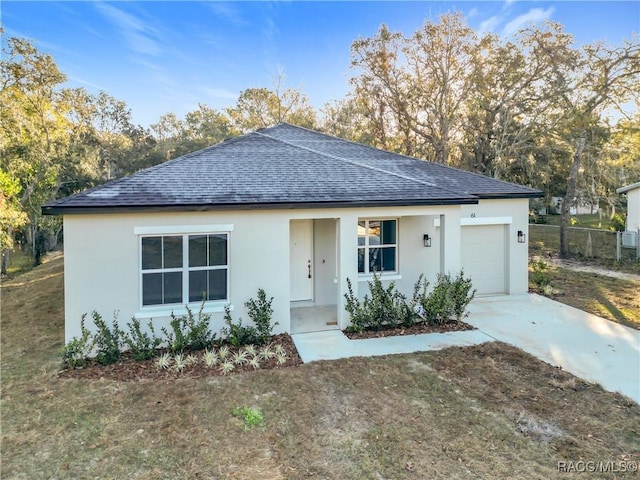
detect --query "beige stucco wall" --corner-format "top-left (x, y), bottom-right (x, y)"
top-left (62, 199), bottom-right (530, 343)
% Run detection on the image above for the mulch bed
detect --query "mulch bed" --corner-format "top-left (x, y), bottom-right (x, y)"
top-left (58, 334), bottom-right (303, 382)
top-left (59, 322), bottom-right (476, 381)
top-left (343, 320), bottom-right (475, 340)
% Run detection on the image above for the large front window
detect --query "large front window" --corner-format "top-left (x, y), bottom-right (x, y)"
top-left (358, 219), bottom-right (397, 274)
top-left (141, 233), bottom-right (228, 307)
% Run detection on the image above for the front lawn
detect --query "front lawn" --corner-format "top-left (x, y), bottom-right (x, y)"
top-left (2, 254), bottom-right (638, 479)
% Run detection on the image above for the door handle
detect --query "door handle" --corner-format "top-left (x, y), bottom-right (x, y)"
top-left (308, 260), bottom-right (312, 279)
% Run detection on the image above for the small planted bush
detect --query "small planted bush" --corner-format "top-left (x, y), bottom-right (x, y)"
top-left (344, 278), bottom-right (371, 333)
top-left (530, 259), bottom-right (551, 289)
top-left (345, 270), bottom-right (476, 331)
top-left (123, 317), bottom-right (162, 360)
top-left (419, 274), bottom-right (453, 325)
top-left (344, 273), bottom-right (410, 332)
top-left (62, 314), bottom-right (95, 369)
top-left (184, 304), bottom-right (216, 351)
top-left (221, 304), bottom-right (260, 347)
top-left (161, 304), bottom-right (216, 353)
top-left (245, 288), bottom-right (277, 344)
top-left (161, 313), bottom-right (189, 354)
top-left (92, 311), bottom-right (124, 366)
top-left (450, 270), bottom-right (476, 321)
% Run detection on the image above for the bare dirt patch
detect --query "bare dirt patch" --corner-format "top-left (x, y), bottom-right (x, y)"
top-left (548, 257), bottom-right (640, 281)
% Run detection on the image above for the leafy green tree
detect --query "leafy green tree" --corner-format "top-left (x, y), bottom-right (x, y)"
top-left (226, 74), bottom-right (317, 132)
top-left (546, 36), bottom-right (640, 257)
top-left (1, 36), bottom-right (69, 260)
top-left (0, 170), bottom-right (27, 273)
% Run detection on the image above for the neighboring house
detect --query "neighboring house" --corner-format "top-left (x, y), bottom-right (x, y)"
top-left (616, 182), bottom-right (640, 232)
top-left (548, 196), bottom-right (599, 215)
top-left (44, 123), bottom-right (541, 343)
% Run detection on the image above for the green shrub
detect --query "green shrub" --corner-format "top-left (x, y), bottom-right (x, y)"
top-left (221, 304), bottom-right (260, 347)
top-left (62, 314), bottom-right (94, 369)
top-left (418, 272), bottom-right (476, 324)
top-left (450, 270), bottom-right (476, 321)
top-left (123, 317), bottom-right (162, 360)
top-left (184, 304), bottom-right (216, 350)
top-left (161, 313), bottom-right (189, 353)
top-left (610, 213), bottom-right (626, 232)
top-left (344, 272), bottom-right (409, 332)
top-left (91, 311), bottom-right (124, 366)
top-left (244, 289), bottom-right (277, 344)
top-left (421, 274), bottom-right (455, 325)
top-left (160, 304), bottom-right (216, 353)
top-left (344, 277), bottom-right (371, 333)
top-left (530, 259), bottom-right (551, 288)
top-left (409, 274), bottom-right (430, 325)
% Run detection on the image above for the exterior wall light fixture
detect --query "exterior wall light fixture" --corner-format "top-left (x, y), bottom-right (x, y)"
top-left (423, 234), bottom-right (432, 247)
top-left (517, 230), bottom-right (526, 243)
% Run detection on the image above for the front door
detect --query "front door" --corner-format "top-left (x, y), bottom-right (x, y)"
top-left (290, 220), bottom-right (313, 301)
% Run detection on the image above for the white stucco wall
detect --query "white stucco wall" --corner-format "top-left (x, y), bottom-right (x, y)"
top-left (63, 210), bottom-right (291, 343)
top-left (626, 188), bottom-right (640, 232)
top-left (62, 199), bottom-right (530, 342)
top-left (460, 198), bottom-right (530, 294)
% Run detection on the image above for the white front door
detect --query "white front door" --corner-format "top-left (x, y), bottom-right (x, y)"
top-left (290, 220), bottom-right (313, 301)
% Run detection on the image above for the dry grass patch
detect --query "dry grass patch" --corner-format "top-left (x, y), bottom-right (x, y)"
top-left (2, 254), bottom-right (639, 479)
top-left (530, 263), bottom-right (640, 330)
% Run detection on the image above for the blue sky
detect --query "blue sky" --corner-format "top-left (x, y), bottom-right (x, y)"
top-left (3, 1), bottom-right (639, 127)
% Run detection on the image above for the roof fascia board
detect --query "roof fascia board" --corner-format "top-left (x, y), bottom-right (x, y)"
top-left (42, 198), bottom-right (480, 216)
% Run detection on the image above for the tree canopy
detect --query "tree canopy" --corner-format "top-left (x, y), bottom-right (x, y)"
top-left (1, 18), bottom-right (639, 264)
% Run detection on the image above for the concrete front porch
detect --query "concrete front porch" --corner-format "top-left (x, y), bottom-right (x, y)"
top-left (290, 305), bottom-right (339, 334)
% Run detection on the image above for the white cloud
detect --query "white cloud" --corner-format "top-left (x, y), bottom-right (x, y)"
top-left (479, 15), bottom-right (502, 33)
top-left (503, 7), bottom-right (555, 36)
top-left (201, 87), bottom-right (238, 101)
top-left (208, 3), bottom-right (247, 26)
top-left (94, 2), bottom-right (161, 56)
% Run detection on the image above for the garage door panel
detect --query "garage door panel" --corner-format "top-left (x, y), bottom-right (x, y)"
top-left (461, 225), bottom-right (506, 295)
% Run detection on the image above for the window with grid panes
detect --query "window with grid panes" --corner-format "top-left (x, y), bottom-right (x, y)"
top-left (141, 233), bottom-right (228, 307)
top-left (357, 219), bottom-right (397, 274)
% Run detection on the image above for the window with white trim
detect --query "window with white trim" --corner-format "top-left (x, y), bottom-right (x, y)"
top-left (358, 219), bottom-right (397, 274)
top-left (140, 233), bottom-right (228, 307)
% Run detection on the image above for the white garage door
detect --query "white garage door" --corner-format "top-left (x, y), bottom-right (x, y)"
top-left (461, 225), bottom-right (507, 295)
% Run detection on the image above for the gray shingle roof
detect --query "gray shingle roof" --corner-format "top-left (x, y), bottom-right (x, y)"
top-left (43, 123), bottom-right (541, 214)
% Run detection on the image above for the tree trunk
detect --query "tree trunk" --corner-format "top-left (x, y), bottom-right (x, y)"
top-left (1, 249), bottom-right (9, 276)
top-left (560, 129), bottom-right (586, 258)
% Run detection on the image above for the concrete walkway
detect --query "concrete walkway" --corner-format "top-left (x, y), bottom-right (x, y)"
top-left (292, 294), bottom-right (640, 403)
top-left (292, 328), bottom-right (492, 362)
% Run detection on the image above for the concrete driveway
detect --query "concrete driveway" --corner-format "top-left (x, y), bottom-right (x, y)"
top-left (293, 293), bottom-right (639, 403)
top-left (467, 294), bottom-right (640, 403)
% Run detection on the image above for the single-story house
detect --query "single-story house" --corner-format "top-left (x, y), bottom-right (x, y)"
top-left (44, 123), bottom-right (542, 342)
top-left (616, 181), bottom-right (640, 232)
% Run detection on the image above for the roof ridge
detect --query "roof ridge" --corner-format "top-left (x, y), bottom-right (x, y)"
top-left (269, 123), bottom-right (540, 193)
top-left (256, 128), bottom-right (446, 191)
